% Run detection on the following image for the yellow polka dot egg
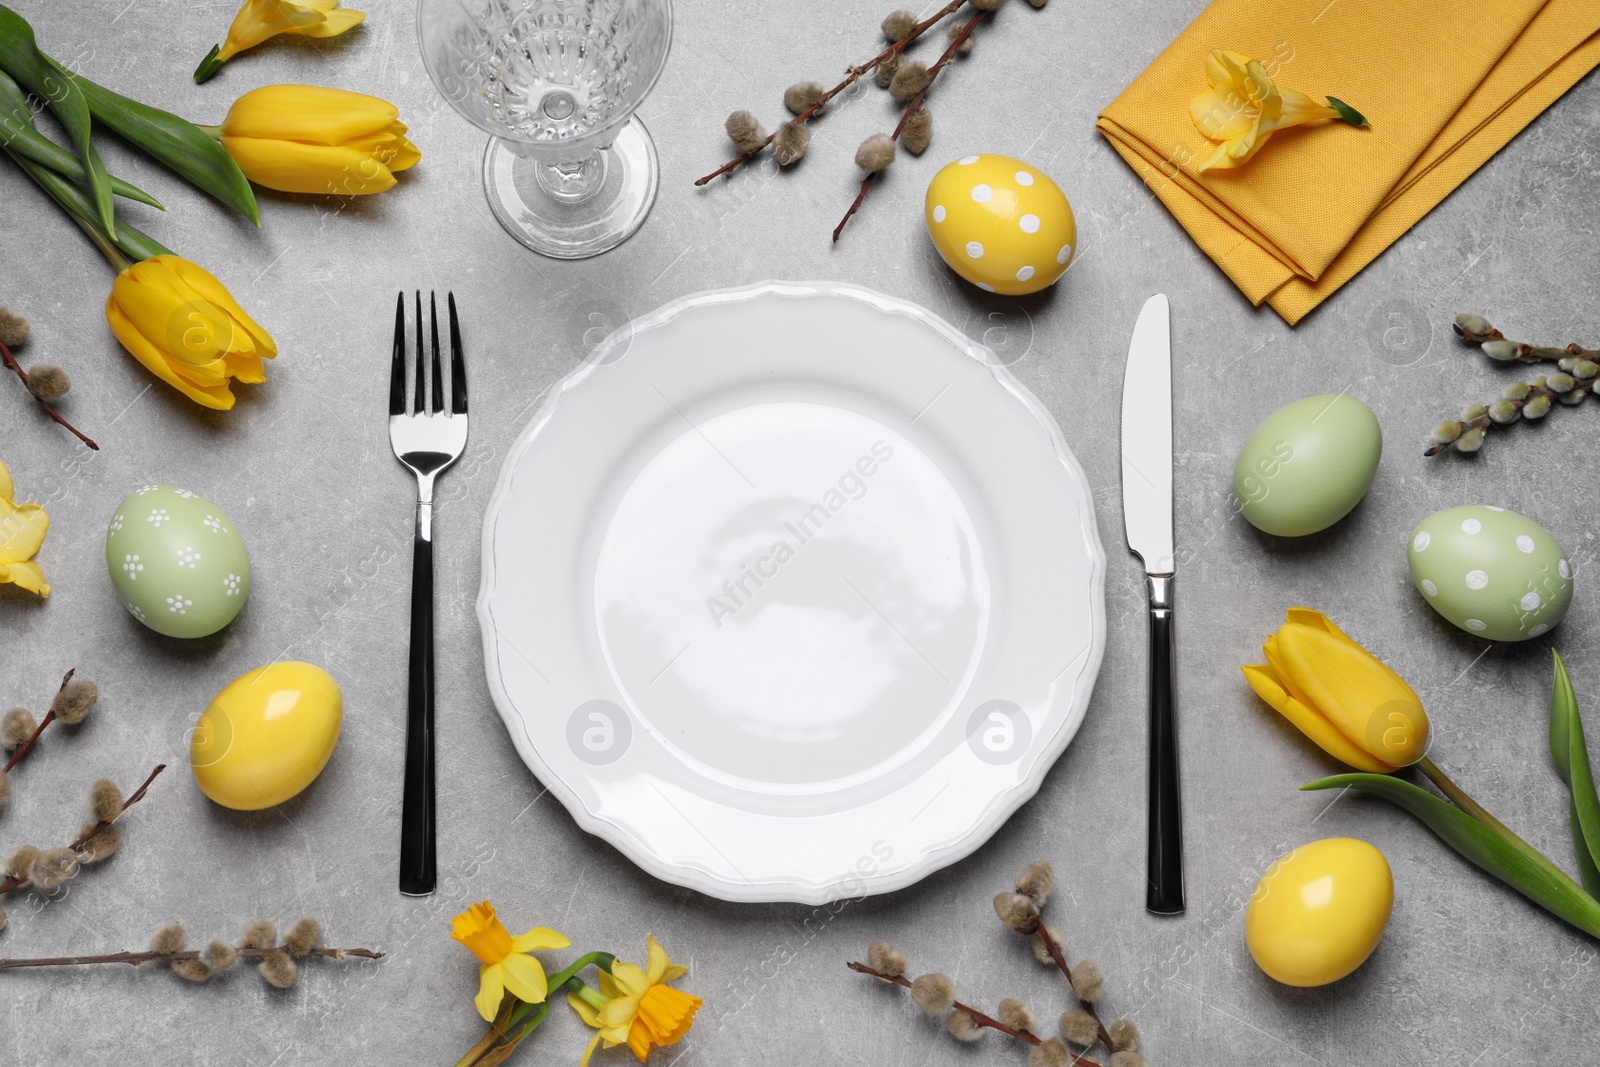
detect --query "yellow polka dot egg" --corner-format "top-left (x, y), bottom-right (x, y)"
top-left (925, 154), bottom-right (1075, 295)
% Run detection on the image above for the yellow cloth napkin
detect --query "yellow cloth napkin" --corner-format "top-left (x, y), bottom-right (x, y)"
top-left (1097, 0), bottom-right (1600, 324)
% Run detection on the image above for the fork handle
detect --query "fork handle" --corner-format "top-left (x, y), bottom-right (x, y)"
top-left (399, 498), bottom-right (437, 896)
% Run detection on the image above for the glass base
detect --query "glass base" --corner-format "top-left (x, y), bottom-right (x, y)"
top-left (482, 116), bottom-right (660, 260)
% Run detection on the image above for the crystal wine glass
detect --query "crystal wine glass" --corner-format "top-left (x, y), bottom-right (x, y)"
top-left (418, 0), bottom-right (673, 259)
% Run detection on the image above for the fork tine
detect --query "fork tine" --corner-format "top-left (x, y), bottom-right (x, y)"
top-left (428, 292), bottom-right (444, 415)
top-left (390, 292), bottom-right (406, 417)
top-left (448, 292), bottom-right (466, 415)
top-left (413, 290), bottom-right (426, 414)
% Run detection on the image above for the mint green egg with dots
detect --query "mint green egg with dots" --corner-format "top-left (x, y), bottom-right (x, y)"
top-left (1407, 505), bottom-right (1572, 642)
top-left (106, 485), bottom-right (251, 639)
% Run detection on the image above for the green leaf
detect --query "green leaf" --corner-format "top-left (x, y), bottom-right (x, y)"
top-left (0, 5), bottom-right (116, 233)
top-left (1550, 651), bottom-right (1600, 898)
top-left (1327, 95), bottom-right (1370, 128)
top-left (1303, 772), bottom-right (1600, 939)
top-left (66, 66), bottom-right (259, 226)
top-left (8, 148), bottom-right (172, 263)
top-left (0, 68), bottom-right (161, 208)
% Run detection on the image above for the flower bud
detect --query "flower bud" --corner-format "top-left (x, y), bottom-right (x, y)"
top-left (910, 973), bottom-right (955, 1014)
top-left (855, 134), bottom-right (897, 174)
top-left (1060, 1008), bottom-right (1099, 1045)
top-left (1547, 373), bottom-right (1576, 393)
top-left (993, 891), bottom-right (1038, 930)
top-left (772, 122), bottom-right (810, 166)
top-left (1558, 356), bottom-right (1579, 372)
top-left (946, 1009), bottom-right (984, 1041)
top-left (1573, 360), bottom-right (1598, 379)
top-left (725, 110), bottom-right (767, 155)
top-left (1454, 313), bottom-right (1492, 335)
top-left (783, 82), bottom-right (825, 116)
top-left (881, 9), bottom-right (916, 41)
top-left (1488, 400), bottom-right (1520, 424)
top-left (1501, 381), bottom-right (1531, 401)
top-left (1070, 960), bottom-right (1105, 1002)
top-left (998, 997), bottom-right (1037, 1032)
top-left (867, 940), bottom-right (907, 977)
top-left (1560, 388), bottom-right (1587, 405)
top-left (1460, 404), bottom-right (1487, 420)
top-left (1523, 395), bottom-right (1553, 419)
top-left (1481, 340), bottom-right (1518, 361)
top-left (1430, 422), bottom-right (1462, 444)
top-left (1454, 427), bottom-right (1485, 452)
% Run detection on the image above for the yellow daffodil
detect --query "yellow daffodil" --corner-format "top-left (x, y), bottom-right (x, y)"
top-left (1243, 608), bottom-right (1428, 772)
top-left (451, 901), bottom-right (570, 1023)
top-left (1189, 49), bottom-right (1367, 172)
top-left (104, 255), bottom-right (276, 411)
top-left (0, 459), bottom-right (50, 597)
top-left (215, 85), bottom-right (421, 196)
top-left (568, 935), bottom-right (701, 1065)
top-left (196, 0), bottom-right (366, 83)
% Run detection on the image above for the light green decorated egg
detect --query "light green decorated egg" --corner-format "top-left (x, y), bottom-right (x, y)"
top-left (1407, 505), bottom-right (1572, 641)
top-left (106, 485), bottom-right (251, 638)
top-left (1234, 394), bottom-right (1382, 537)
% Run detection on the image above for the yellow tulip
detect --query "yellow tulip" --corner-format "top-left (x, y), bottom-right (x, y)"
top-left (1189, 49), bottom-right (1367, 172)
top-left (217, 85), bottom-right (421, 196)
top-left (1243, 608), bottom-right (1428, 772)
top-left (568, 934), bottom-right (701, 1065)
top-left (200, 0), bottom-right (365, 81)
top-left (104, 255), bottom-right (276, 411)
top-left (450, 901), bottom-right (570, 1023)
top-left (0, 458), bottom-right (50, 597)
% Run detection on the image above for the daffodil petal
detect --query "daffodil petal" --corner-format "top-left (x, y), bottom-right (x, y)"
top-left (509, 927), bottom-right (571, 954)
top-left (596, 969), bottom-right (621, 999)
top-left (293, 8), bottom-right (364, 38)
top-left (474, 962), bottom-right (505, 1022)
top-left (0, 500), bottom-right (49, 562)
top-left (644, 934), bottom-right (670, 985)
top-left (609, 961), bottom-right (649, 999)
top-left (498, 951), bottom-right (549, 1005)
top-left (598, 994), bottom-right (641, 1029)
top-left (567, 989), bottom-right (602, 1028)
top-left (0, 560), bottom-right (49, 596)
top-left (0, 460), bottom-right (14, 502)
top-left (663, 964), bottom-right (688, 981)
top-left (578, 1032), bottom-right (602, 1067)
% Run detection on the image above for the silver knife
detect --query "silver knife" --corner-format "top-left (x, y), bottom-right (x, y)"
top-left (1120, 293), bottom-right (1184, 915)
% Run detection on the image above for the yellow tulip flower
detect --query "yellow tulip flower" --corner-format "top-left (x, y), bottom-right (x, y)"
top-left (451, 901), bottom-right (570, 1023)
top-left (215, 85), bottom-right (421, 196)
top-left (0, 459), bottom-right (50, 597)
top-left (568, 934), bottom-right (701, 1065)
top-left (197, 0), bottom-right (365, 82)
top-left (1189, 50), bottom-right (1367, 172)
top-left (1243, 608), bottom-right (1428, 772)
top-left (104, 255), bottom-right (276, 411)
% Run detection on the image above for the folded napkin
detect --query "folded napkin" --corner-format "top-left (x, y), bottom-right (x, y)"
top-left (1097, 0), bottom-right (1600, 324)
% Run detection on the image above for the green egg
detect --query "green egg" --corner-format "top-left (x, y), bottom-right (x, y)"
top-left (1407, 505), bottom-right (1572, 642)
top-left (1233, 395), bottom-right (1382, 537)
top-left (105, 485), bottom-right (251, 639)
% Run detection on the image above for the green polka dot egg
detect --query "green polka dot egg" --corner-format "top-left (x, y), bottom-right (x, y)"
top-left (106, 485), bottom-right (251, 638)
top-left (1407, 505), bottom-right (1572, 642)
top-left (925, 154), bottom-right (1075, 295)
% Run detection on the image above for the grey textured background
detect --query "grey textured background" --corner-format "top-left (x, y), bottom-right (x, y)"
top-left (4, 1), bottom-right (1600, 1064)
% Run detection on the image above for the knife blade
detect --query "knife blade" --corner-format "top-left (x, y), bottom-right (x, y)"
top-left (1120, 293), bottom-right (1184, 915)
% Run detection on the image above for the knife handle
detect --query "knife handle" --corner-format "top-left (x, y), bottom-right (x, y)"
top-left (1145, 574), bottom-right (1185, 915)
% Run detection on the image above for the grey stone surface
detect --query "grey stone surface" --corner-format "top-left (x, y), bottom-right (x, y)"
top-left (4, 1), bottom-right (1600, 1063)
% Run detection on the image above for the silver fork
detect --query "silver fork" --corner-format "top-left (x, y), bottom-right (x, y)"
top-left (389, 290), bottom-right (467, 897)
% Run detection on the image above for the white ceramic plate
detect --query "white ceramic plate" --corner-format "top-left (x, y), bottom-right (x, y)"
top-left (478, 282), bottom-right (1105, 903)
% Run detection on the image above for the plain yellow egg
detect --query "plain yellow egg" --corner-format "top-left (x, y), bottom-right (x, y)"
top-left (191, 662), bottom-right (342, 811)
top-left (1246, 837), bottom-right (1393, 987)
top-left (924, 153), bottom-right (1076, 295)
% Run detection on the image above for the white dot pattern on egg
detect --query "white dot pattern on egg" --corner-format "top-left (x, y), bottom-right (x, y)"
top-left (1407, 504), bottom-right (1573, 642)
top-left (106, 484), bottom-right (251, 640)
top-left (924, 154), bottom-right (1076, 295)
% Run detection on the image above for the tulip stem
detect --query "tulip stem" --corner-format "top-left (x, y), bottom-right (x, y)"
top-left (1419, 756), bottom-right (1560, 868)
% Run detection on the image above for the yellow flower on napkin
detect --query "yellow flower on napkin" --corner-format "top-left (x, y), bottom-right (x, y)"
top-left (568, 934), bottom-right (701, 1065)
top-left (216, 85), bottom-right (421, 196)
top-left (197, 0), bottom-right (365, 82)
top-left (451, 901), bottom-right (571, 1023)
top-left (1189, 49), bottom-right (1366, 171)
top-left (0, 459), bottom-right (50, 598)
top-left (104, 255), bottom-right (277, 411)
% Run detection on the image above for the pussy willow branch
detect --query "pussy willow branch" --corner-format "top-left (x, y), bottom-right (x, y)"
top-left (0, 944), bottom-right (382, 969)
top-left (1020, 916), bottom-right (1117, 1052)
top-left (832, 9), bottom-right (980, 242)
top-left (4, 668), bottom-right (74, 773)
top-left (1453, 322), bottom-right (1598, 363)
top-left (848, 961), bottom-right (1108, 1067)
top-left (693, 0), bottom-right (969, 185)
top-left (0, 337), bottom-right (97, 451)
top-left (0, 763), bottom-right (165, 896)
top-left (1423, 378), bottom-right (1595, 457)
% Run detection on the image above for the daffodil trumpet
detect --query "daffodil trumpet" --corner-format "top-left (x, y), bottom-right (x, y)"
top-left (196, 0), bottom-right (366, 84)
top-left (1189, 48), bottom-right (1368, 172)
top-left (567, 934), bottom-right (703, 1066)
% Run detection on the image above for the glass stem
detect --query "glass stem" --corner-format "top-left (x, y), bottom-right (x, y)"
top-left (535, 151), bottom-right (606, 204)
